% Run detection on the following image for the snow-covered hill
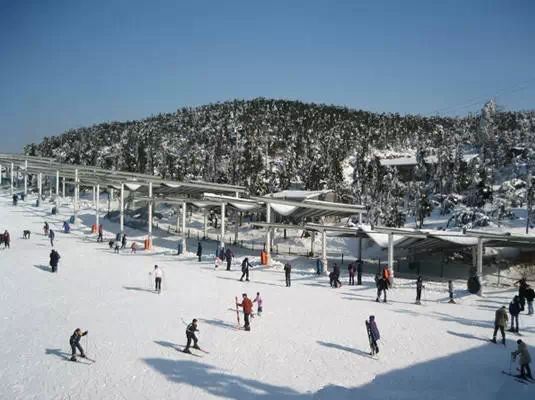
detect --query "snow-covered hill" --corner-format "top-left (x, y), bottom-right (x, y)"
top-left (0, 192), bottom-right (534, 399)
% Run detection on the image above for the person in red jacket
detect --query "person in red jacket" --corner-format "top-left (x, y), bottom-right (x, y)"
top-left (238, 293), bottom-right (253, 331)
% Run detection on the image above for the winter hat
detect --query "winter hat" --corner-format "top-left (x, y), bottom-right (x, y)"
top-left (369, 315), bottom-right (375, 320)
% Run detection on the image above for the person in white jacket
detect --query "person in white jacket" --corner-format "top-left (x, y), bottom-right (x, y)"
top-left (512, 339), bottom-right (532, 380)
top-left (150, 265), bottom-right (163, 293)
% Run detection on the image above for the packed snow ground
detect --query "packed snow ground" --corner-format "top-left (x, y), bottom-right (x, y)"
top-left (0, 193), bottom-right (534, 400)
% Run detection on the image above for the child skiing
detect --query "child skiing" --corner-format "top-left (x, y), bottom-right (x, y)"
top-left (512, 339), bottom-right (533, 380)
top-left (69, 328), bottom-right (88, 361)
top-left (253, 292), bottom-right (263, 316)
top-left (366, 315), bottom-right (380, 355)
top-left (183, 319), bottom-right (200, 354)
top-left (376, 275), bottom-right (388, 303)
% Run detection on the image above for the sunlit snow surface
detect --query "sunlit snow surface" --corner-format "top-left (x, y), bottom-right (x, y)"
top-left (0, 193), bottom-right (533, 399)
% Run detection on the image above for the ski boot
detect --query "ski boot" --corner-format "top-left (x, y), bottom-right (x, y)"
top-left (490, 338), bottom-right (497, 344)
top-left (192, 344), bottom-right (201, 350)
top-left (183, 348), bottom-right (191, 354)
top-left (70, 356), bottom-right (77, 361)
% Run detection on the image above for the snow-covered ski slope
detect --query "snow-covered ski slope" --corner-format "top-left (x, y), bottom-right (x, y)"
top-left (0, 193), bottom-right (533, 400)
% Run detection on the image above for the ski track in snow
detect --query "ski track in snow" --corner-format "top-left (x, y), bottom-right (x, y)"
top-left (0, 191), bottom-right (533, 399)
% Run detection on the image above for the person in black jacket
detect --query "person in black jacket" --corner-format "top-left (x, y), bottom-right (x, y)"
top-left (415, 276), bottom-right (424, 304)
top-left (356, 260), bottom-right (363, 285)
top-left (284, 263), bottom-right (292, 287)
top-left (196, 242), bottom-right (202, 262)
top-left (69, 328), bottom-right (88, 361)
top-left (526, 285), bottom-right (535, 315)
top-left (509, 296), bottom-right (521, 333)
top-left (376, 275), bottom-right (388, 303)
top-left (49, 249), bottom-right (60, 273)
top-left (240, 258), bottom-right (252, 281)
top-left (348, 263), bottom-right (355, 286)
top-left (183, 319), bottom-right (200, 353)
top-left (225, 248), bottom-right (234, 271)
top-left (332, 263), bottom-right (341, 288)
top-left (121, 234), bottom-right (127, 249)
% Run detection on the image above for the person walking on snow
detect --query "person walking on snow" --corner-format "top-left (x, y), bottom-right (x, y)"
top-left (121, 234), bottom-right (127, 249)
top-left (114, 240), bottom-right (120, 254)
top-left (284, 263), bottom-right (292, 287)
top-left (376, 275), bottom-right (388, 303)
top-left (225, 248), bottom-right (234, 271)
top-left (253, 292), bottom-right (263, 316)
top-left (491, 305), bottom-right (508, 345)
top-left (238, 293), bottom-right (253, 331)
top-left (448, 280), bottom-right (455, 303)
top-left (69, 328), bottom-right (88, 361)
top-left (49, 249), bottom-right (60, 272)
top-left (525, 286), bottom-right (535, 315)
top-left (356, 260), bottom-right (363, 285)
top-left (348, 263), bottom-right (355, 286)
top-left (196, 242), bottom-right (202, 262)
top-left (151, 265), bottom-right (163, 293)
top-left (183, 319), bottom-right (200, 353)
top-left (49, 229), bottom-right (55, 247)
top-left (131, 242), bottom-right (137, 253)
top-left (3, 230), bottom-right (10, 248)
top-left (367, 315), bottom-right (380, 354)
top-left (416, 276), bottom-right (424, 304)
top-left (240, 258), bottom-right (253, 282)
top-left (97, 224), bottom-right (103, 242)
top-left (43, 222), bottom-right (49, 236)
top-left (332, 263), bottom-right (342, 288)
top-left (509, 296), bottom-right (521, 333)
top-left (512, 339), bottom-right (532, 380)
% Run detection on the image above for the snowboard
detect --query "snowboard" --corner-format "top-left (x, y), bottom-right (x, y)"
top-left (365, 321), bottom-right (377, 356)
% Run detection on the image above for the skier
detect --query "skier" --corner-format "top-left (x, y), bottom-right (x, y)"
top-left (415, 276), bottom-right (424, 304)
top-left (49, 249), bottom-right (60, 272)
top-left (240, 258), bottom-right (252, 282)
top-left (108, 239), bottom-right (114, 249)
top-left (238, 293), bottom-right (253, 331)
top-left (225, 248), bottom-right (234, 271)
top-left (69, 328), bottom-right (88, 361)
top-left (253, 292), bottom-right (263, 316)
top-left (512, 339), bottom-right (533, 380)
top-left (348, 263), bottom-right (355, 286)
top-left (284, 262), bottom-right (291, 287)
top-left (23, 230), bottom-right (31, 239)
top-left (196, 242), bottom-right (202, 262)
top-left (3, 230), bottom-right (10, 248)
top-left (448, 280), bottom-right (455, 303)
top-left (376, 275), bottom-right (388, 303)
top-left (525, 285), bottom-right (535, 315)
top-left (131, 242), bottom-right (137, 253)
top-left (121, 234), bottom-right (127, 249)
top-left (43, 222), bottom-right (49, 236)
top-left (509, 296), bottom-right (521, 333)
top-left (115, 231), bottom-right (121, 242)
top-left (356, 260), bottom-right (363, 285)
top-left (332, 263), bottom-right (341, 288)
top-left (97, 224), bottom-right (103, 242)
top-left (382, 266), bottom-right (392, 287)
top-left (114, 239), bottom-right (120, 254)
top-left (49, 229), bottom-right (55, 247)
top-left (151, 265), bottom-right (163, 293)
top-left (182, 319), bottom-right (200, 354)
top-left (367, 315), bottom-right (380, 355)
top-left (62, 221), bottom-right (70, 233)
top-left (12, 193), bottom-right (18, 205)
top-left (491, 305), bottom-right (508, 345)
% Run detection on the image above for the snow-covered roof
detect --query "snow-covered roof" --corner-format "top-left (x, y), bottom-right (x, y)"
top-left (380, 154), bottom-right (478, 167)
top-left (269, 190), bottom-right (331, 201)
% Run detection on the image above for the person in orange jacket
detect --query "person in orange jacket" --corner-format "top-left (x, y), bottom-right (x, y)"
top-left (238, 293), bottom-right (253, 331)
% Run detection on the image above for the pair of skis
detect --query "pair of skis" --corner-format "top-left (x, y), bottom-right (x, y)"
top-left (502, 370), bottom-right (535, 384)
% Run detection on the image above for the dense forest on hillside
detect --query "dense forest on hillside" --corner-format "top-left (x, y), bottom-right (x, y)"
top-left (24, 98), bottom-right (535, 227)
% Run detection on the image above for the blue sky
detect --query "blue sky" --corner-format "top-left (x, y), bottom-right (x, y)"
top-left (1, 0), bottom-right (534, 152)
